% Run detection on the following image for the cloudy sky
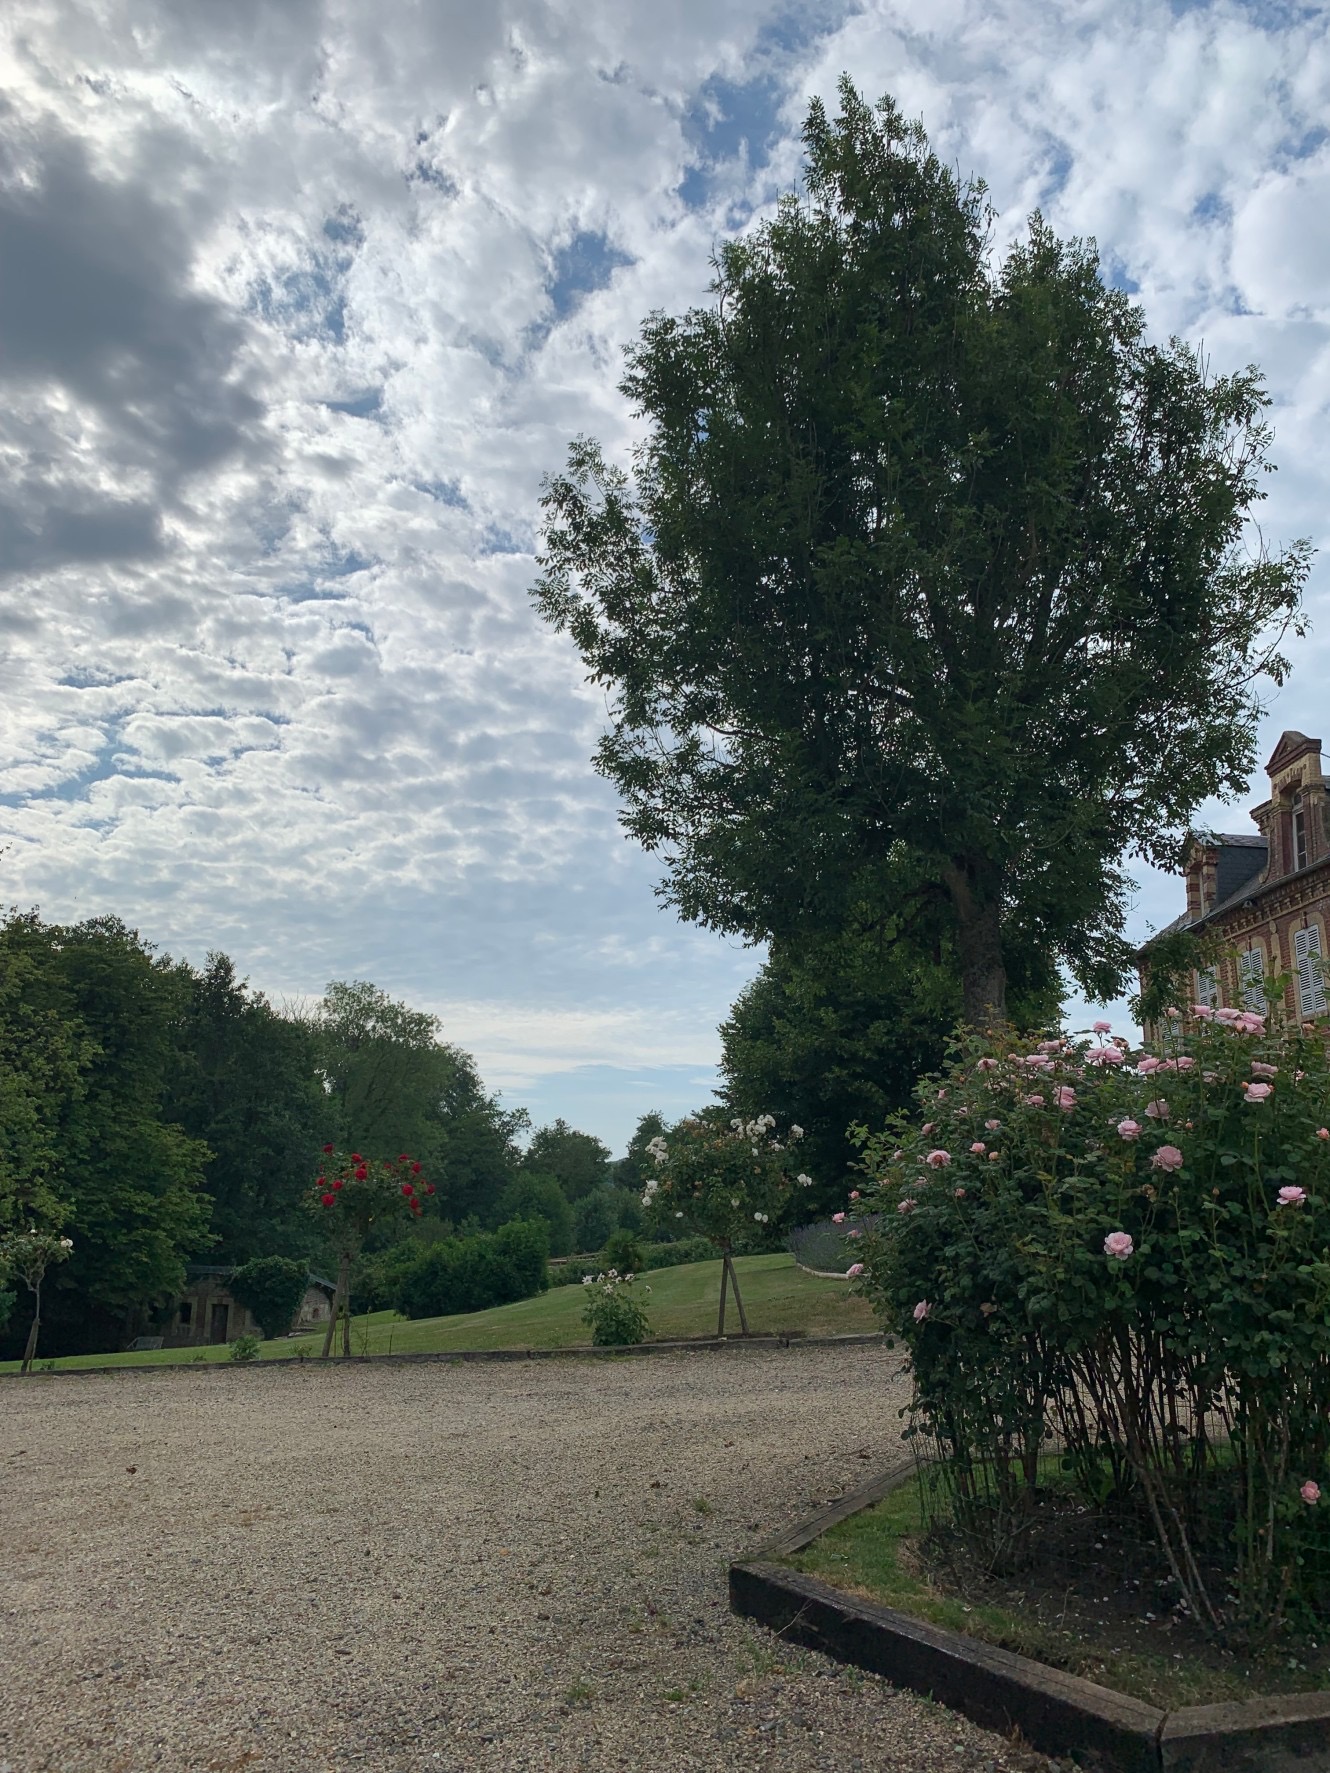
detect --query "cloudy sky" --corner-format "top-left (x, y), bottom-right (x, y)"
top-left (1, 0), bottom-right (1327, 1154)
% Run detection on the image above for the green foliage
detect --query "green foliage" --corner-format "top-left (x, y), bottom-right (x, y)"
top-left (521, 1118), bottom-right (610, 1202)
top-left (227, 1256), bottom-right (308, 1341)
top-left (394, 1219), bottom-right (550, 1319)
top-left (307, 1146), bottom-right (436, 1257)
top-left (228, 1333), bottom-right (262, 1363)
top-left (611, 1113), bottom-right (667, 1196)
top-left (572, 1187), bottom-right (619, 1253)
top-left (580, 1270), bottom-right (651, 1346)
top-left (352, 1239), bottom-right (426, 1313)
top-left (494, 1170), bottom-right (575, 1255)
top-left (162, 954), bottom-right (326, 1265)
top-left (852, 1004), bottom-right (1330, 1636)
top-left (600, 1227), bottom-right (645, 1274)
top-left (0, 1288), bottom-right (14, 1333)
top-left (533, 79), bottom-right (1309, 1025)
top-left (639, 1236), bottom-right (715, 1271)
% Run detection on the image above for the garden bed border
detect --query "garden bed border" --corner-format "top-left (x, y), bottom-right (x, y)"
top-left (0, 1330), bottom-right (885, 1379)
top-left (729, 1460), bottom-right (1330, 1771)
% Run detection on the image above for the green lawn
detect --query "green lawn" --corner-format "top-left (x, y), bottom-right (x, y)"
top-left (1, 1253), bottom-right (876, 1373)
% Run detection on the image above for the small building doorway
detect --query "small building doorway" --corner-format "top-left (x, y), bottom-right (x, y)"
top-left (209, 1302), bottom-right (229, 1343)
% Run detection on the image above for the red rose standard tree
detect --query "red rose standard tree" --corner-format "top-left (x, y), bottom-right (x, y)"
top-left (306, 1146), bottom-right (435, 1357)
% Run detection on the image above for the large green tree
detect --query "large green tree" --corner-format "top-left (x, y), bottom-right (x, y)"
top-left (163, 953), bottom-right (326, 1263)
top-left (533, 80), bottom-right (1309, 1025)
top-left (520, 1118), bottom-right (610, 1203)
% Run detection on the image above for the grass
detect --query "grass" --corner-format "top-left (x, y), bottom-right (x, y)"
top-left (788, 1477), bottom-right (1330, 1711)
top-left (0, 1252), bottom-right (876, 1374)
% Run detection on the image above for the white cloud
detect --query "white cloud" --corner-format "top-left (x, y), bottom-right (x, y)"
top-left (1, 0), bottom-right (1327, 1145)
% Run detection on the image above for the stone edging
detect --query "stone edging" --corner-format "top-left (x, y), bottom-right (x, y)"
top-left (0, 1330), bottom-right (886, 1380)
top-left (729, 1462), bottom-right (1330, 1772)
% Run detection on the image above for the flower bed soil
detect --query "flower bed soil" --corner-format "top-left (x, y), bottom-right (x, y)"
top-left (788, 1474), bottom-right (1330, 1712)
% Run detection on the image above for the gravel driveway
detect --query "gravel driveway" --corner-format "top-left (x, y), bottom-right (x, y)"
top-left (1, 1345), bottom-right (1053, 1772)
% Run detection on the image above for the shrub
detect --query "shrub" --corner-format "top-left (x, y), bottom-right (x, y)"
top-left (573, 1188), bottom-right (618, 1253)
top-left (394, 1219), bottom-right (550, 1319)
top-left (640, 1236), bottom-right (714, 1271)
top-left (851, 1008), bottom-right (1330, 1639)
top-left (228, 1333), bottom-right (262, 1363)
top-left (494, 1172), bottom-right (574, 1256)
top-left (601, 1228), bottom-right (645, 1275)
top-left (352, 1240), bottom-right (423, 1314)
top-left (581, 1270), bottom-right (651, 1346)
top-left (229, 1256), bottom-right (309, 1340)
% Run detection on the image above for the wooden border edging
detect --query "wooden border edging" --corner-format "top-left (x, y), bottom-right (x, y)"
top-left (730, 1466), bottom-right (1330, 1771)
top-left (0, 1330), bottom-right (886, 1380)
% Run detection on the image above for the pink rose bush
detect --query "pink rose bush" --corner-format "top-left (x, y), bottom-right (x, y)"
top-left (848, 1006), bottom-right (1330, 1633)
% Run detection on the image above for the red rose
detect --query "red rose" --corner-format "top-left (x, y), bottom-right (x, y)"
top-left (321, 1192), bottom-right (336, 1207)
top-left (410, 1200), bottom-right (421, 1215)
top-left (399, 1153), bottom-right (410, 1163)
top-left (316, 1175), bottom-right (325, 1185)
top-left (351, 1153), bottom-right (362, 1164)
top-left (411, 1162), bottom-right (422, 1174)
top-left (401, 1183), bottom-right (413, 1196)
top-left (424, 1184), bottom-right (436, 1196)
top-left (332, 1179), bottom-right (344, 1191)
top-left (322, 1143), bottom-right (334, 1154)
top-left (355, 1166), bottom-right (367, 1181)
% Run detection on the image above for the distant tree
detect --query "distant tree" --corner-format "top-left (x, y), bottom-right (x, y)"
top-left (521, 1119), bottom-right (611, 1203)
top-left (228, 1255), bottom-right (308, 1341)
top-left (572, 1188), bottom-right (618, 1254)
top-left (611, 1112), bottom-right (667, 1197)
top-left (533, 78), bottom-right (1309, 1027)
top-left (163, 954), bottom-right (326, 1264)
top-left (493, 1171), bottom-right (575, 1256)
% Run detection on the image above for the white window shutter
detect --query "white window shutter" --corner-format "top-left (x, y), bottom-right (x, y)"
top-left (1194, 968), bottom-right (1219, 1010)
top-left (1238, 949), bottom-right (1265, 1014)
top-left (1293, 926), bottom-right (1327, 1018)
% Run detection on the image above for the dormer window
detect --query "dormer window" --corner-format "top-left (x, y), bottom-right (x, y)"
top-left (1292, 794), bottom-right (1308, 871)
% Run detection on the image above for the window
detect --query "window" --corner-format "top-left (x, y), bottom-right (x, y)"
top-left (1293, 925), bottom-right (1327, 1019)
top-left (1237, 948), bottom-right (1266, 1015)
top-left (1193, 967), bottom-right (1219, 1010)
top-left (178, 1301), bottom-right (192, 1326)
top-left (1292, 796), bottom-right (1308, 871)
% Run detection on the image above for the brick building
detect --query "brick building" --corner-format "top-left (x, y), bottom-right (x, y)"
top-left (1139, 730), bottom-right (1329, 1039)
top-left (161, 1265), bottom-right (335, 1348)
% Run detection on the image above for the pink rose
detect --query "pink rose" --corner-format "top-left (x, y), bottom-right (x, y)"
top-left (1086, 1046), bottom-right (1124, 1066)
top-left (1175, 1057), bottom-right (1196, 1071)
top-left (1251, 1061), bottom-right (1278, 1077)
top-left (1244, 1082), bottom-right (1273, 1103)
top-left (1103, 1231), bottom-right (1134, 1261)
top-left (953, 1186), bottom-right (966, 1198)
top-left (1094, 1019), bottom-right (1112, 1033)
top-left (847, 1263), bottom-right (864, 1277)
top-left (1146, 1099), bottom-right (1169, 1120)
top-left (912, 1300), bottom-right (931, 1322)
top-left (832, 1212), bottom-right (846, 1224)
top-left (921, 1123), bottom-right (936, 1136)
top-left (976, 1057), bottom-right (998, 1073)
top-left (1192, 1004), bottom-right (1214, 1020)
top-left (849, 1190), bottom-right (861, 1201)
top-left (1302, 1481), bottom-right (1321, 1505)
top-left (847, 1227), bottom-right (862, 1238)
top-left (1138, 1057), bottom-right (1161, 1075)
top-left (897, 1198), bottom-right (916, 1214)
top-left (1024, 1094), bottom-right (1046, 1107)
top-left (1277, 1186), bottom-right (1306, 1208)
top-left (970, 1142), bottom-right (987, 1154)
top-left (925, 1149), bottom-right (952, 1168)
top-left (1151, 1145), bottom-right (1184, 1172)
top-left (987, 1151), bottom-right (1000, 1161)
top-left (1318, 1129), bottom-right (1329, 1141)
top-left (1237, 1012), bottom-right (1266, 1033)
top-left (985, 1119), bottom-right (1001, 1131)
top-left (1054, 1087), bottom-right (1077, 1110)
top-left (1117, 1119), bottom-right (1141, 1141)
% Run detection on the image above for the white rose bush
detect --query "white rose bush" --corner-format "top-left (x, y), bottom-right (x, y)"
top-left (0, 1222), bottom-right (75, 1373)
top-left (640, 1113), bottom-right (813, 1336)
top-left (849, 1008), bottom-right (1330, 1641)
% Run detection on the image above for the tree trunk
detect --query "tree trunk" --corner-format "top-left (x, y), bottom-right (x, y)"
top-left (945, 864), bottom-right (1008, 1028)
top-left (341, 1253), bottom-right (352, 1358)
top-left (321, 1251), bottom-right (351, 1358)
top-left (725, 1253), bottom-right (751, 1336)
top-left (716, 1251), bottom-right (729, 1337)
top-left (20, 1279), bottom-right (41, 1375)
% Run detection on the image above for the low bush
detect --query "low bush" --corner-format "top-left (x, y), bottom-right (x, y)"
top-left (494, 1173), bottom-right (574, 1256)
top-left (228, 1333), bottom-right (262, 1363)
top-left (852, 1007), bottom-right (1330, 1641)
top-left (581, 1270), bottom-right (651, 1346)
top-left (600, 1228), bottom-right (645, 1274)
top-left (639, 1236), bottom-right (715, 1271)
top-left (352, 1239), bottom-right (424, 1313)
top-left (394, 1219), bottom-right (551, 1319)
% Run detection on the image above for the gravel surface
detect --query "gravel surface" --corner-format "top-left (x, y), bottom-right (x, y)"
top-left (1, 1345), bottom-right (1056, 1773)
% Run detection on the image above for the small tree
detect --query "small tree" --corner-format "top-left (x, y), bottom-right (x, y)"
top-left (641, 1114), bottom-right (813, 1334)
top-left (229, 1255), bottom-right (309, 1341)
top-left (305, 1146), bottom-right (435, 1356)
top-left (0, 1224), bottom-right (74, 1373)
top-left (494, 1171), bottom-right (575, 1255)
